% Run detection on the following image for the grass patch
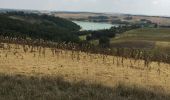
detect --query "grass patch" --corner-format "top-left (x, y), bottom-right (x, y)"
top-left (110, 28), bottom-right (170, 49)
top-left (124, 28), bottom-right (170, 35)
top-left (79, 35), bottom-right (87, 41)
top-left (111, 40), bottom-right (155, 49)
top-left (118, 28), bottom-right (170, 42)
top-left (90, 39), bottom-right (99, 46)
top-left (0, 74), bottom-right (169, 100)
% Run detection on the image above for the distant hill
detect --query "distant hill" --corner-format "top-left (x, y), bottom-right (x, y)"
top-left (53, 12), bottom-right (170, 26)
top-left (0, 11), bottom-right (81, 42)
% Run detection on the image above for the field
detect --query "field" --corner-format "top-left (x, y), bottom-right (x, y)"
top-left (116, 28), bottom-right (170, 41)
top-left (111, 28), bottom-right (170, 49)
top-left (80, 28), bottom-right (170, 52)
top-left (0, 42), bottom-right (170, 99)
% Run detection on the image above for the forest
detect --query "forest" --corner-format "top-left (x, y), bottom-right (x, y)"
top-left (0, 12), bottom-right (81, 43)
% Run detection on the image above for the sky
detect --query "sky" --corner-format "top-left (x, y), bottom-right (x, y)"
top-left (0, 0), bottom-right (170, 16)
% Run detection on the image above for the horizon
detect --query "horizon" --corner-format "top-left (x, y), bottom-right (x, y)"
top-left (1, 8), bottom-right (170, 18)
top-left (0, 0), bottom-right (170, 17)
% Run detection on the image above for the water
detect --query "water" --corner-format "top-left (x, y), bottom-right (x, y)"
top-left (73, 21), bottom-right (118, 31)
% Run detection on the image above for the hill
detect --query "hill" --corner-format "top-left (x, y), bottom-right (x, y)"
top-left (0, 12), bottom-right (81, 42)
top-left (53, 12), bottom-right (170, 26)
top-left (0, 42), bottom-right (170, 99)
top-left (111, 28), bottom-right (170, 49)
top-left (0, 11), bottom-right (170, 100)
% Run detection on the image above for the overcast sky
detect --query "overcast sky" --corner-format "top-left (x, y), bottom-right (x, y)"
top-left (0, 0), bottom-right (170, 16)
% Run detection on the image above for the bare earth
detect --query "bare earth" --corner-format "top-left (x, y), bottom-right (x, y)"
top-left (0, 43), bottom-right (170, 94)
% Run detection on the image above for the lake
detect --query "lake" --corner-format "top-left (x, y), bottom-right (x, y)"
top-left (73, 21), bottom-right (118, 31)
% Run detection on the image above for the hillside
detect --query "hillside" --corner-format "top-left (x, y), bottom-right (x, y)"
top-left (0, 42), bottom-right (170, 99)
top-left (53, 12), bottom-right (170, 26)
top-left (0, 11), bottom-right (170, 100)
top-left (117, 28), bottom-right (170, 41)
top-left (111, 28), bottom-right (170, 49)
top-left (0, 12), bottom-right (81, 42)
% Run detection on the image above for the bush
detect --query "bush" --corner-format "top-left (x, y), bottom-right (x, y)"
top-left (99, 37), bottom-right (110, 48)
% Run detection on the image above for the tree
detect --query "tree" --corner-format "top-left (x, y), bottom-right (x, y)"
top-left (99, 37), bottom-right (110, 48)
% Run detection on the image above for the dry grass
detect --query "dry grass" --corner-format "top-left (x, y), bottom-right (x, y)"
top-left (0, 43), bottom-right (170, 99)
top-left (0, 74), bottom-right (170, 100)
top-left (54, 12), bottom-right (101, 19)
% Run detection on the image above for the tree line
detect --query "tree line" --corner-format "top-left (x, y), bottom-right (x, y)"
top-left (0, 12), bottom-right (81, 43)
top-left (76, 25), bottom-right (140, 47)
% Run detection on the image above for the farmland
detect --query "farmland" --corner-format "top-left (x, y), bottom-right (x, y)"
top-left (111, 28), bottom-right (170, 49)
top-left (114, 28), bottom-right (170, 41)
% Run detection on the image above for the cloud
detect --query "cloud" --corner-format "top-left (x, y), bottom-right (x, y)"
top-left (153, 0), bottom-right (159, 5)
